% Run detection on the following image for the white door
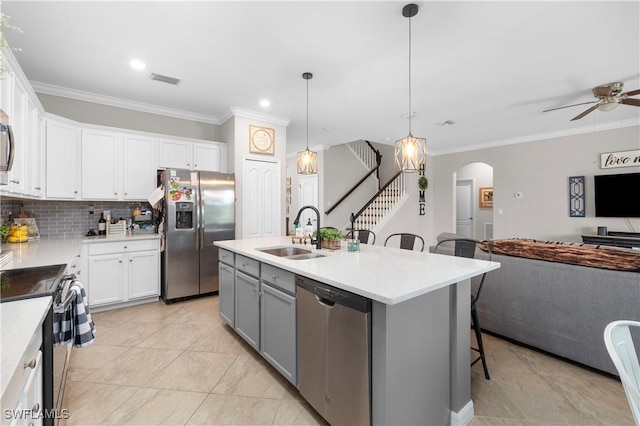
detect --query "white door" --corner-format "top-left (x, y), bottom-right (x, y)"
top-left (298, 175), bottom-right (318, 229)
top-left (456, 179), bottom-right (474, 238)
top-left (242, 158), bottom-right (280, 238)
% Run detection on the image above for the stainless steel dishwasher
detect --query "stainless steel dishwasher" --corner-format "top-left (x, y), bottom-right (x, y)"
top-left (296, 275), bottom-right (372, 426)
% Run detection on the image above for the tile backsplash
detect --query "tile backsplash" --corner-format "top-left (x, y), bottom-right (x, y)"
top-left (0, 200), bottom-right (152, 238)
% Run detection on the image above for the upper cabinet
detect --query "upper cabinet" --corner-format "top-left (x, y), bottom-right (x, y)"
top-left (122, 135), bottom-right (156, 200)
top-left (46, 118), bottom-right (81, 199)
top-left (158, 139), bottom-right (226, 172)
top-left (82, 129), bottom-right (122, 200)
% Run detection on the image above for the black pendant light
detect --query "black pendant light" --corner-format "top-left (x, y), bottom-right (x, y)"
top-left (297, 72), bottom-right (318, 175)
top-left (395, 3), bottom-right (426, 173)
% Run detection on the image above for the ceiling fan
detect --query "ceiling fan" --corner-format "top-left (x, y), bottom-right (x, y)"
top-left (543, 82), bottom-right (640, 121)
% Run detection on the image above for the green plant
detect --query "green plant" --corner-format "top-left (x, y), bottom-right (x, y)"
top-left (418, 176), bottom-right (429, 191)
top-left (313, 228), bottom-right (344, 240)
top-left (0, 13), bottom-right (22, 78)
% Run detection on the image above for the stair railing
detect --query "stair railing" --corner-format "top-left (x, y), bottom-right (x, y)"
top-left (350, 170), bottom-right (404, 231)
top-left (325, 141), bottom-right (382, 215)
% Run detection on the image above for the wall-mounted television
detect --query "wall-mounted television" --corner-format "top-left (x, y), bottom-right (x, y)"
top-left (594, 172), bottom-right (640, 218)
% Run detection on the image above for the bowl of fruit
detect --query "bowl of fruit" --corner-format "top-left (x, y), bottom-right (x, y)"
top-left (3, 224), bottom-right (29, 243)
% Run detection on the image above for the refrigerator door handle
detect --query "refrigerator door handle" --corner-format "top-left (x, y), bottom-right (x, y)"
top-left (198, 173), bottom-right (205, 250)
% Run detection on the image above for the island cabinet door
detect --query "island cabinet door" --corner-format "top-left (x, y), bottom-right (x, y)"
top-left (234, 270), bottom-right (260, 350)
top-left (219, 263), bottom-right (235, 327)
top-left (260, 282), bottom-right (296, 385)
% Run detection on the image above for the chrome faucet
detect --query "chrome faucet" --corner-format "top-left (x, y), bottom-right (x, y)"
top-left (293, 205), bottom-right (321, 249)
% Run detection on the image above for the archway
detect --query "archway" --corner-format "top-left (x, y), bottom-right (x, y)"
top-left (454, 162), bottom-right (494, 239)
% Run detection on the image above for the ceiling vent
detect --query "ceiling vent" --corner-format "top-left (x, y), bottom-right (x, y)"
top-left (150, 73), bottom-right (181, 85)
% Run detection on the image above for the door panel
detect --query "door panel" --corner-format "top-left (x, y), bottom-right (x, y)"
top-left (299, 175), bottom-right (318, 228)
top-left (456, 180), bottom-right (473, 238)
top-left (242, 159), bottom-right (280, 238)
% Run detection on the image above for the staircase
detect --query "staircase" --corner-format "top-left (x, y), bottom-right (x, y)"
top-left (350, 172), bottom-right (407, 232)
top-left (347, 140), bottom-right (378, 171)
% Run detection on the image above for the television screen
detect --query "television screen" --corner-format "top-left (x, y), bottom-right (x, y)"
top-left (594, 172), bottom-right (640, 218)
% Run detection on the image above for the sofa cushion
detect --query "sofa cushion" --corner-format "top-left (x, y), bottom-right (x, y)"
top-left (483, 238), bottom-right (640, 272)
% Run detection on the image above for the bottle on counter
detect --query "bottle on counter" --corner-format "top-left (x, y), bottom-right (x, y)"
top-left (305, 218), bottom-right (314, 236)
top-left (98, 213), bottom-right (106, 235)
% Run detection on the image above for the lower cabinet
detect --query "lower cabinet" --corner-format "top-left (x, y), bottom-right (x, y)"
top-left (218, 262), bottom-right (235, 326)
top-left (219, 256), bottom-right (297, 385)
top-left (234, 270), bottom-right (260, 350)
top-left (83, 238), bottom-right (160, 309)
top-left (260, 282), bottom-right (296, 384)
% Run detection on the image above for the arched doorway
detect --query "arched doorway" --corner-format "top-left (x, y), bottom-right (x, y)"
top-left (455, 162), bottom-right (494, 239)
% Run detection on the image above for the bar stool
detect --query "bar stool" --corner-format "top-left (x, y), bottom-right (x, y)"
top-left (384, 233), bottom-right (424, 251)
top-left (435, 237), bottom-right (492, 380)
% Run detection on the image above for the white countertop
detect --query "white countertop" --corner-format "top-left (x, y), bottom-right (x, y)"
top-left (0, 296), bottom-right (52, 399)
top-left (216, 237), bottom-right (501, 305)
top-left (0, 234), bottom-right (159, 270)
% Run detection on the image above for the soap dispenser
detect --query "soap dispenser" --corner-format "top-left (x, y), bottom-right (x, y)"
top-left (305, 218), bottom-right (314, 236)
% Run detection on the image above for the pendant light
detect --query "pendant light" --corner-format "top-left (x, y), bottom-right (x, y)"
top-left (395, 3), bottom-right (426, 173)
top-left (297, 72), bottom-right (318, 175)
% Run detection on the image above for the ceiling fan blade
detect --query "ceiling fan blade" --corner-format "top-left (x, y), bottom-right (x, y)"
top-left (570, 105), bottom-right (599, 121)
top-left (621, 88), bottom-right (640, 97)
top-left (542, 101), bottom-right (598, 113)
top-left (621, 98), bottom-right (640, 107)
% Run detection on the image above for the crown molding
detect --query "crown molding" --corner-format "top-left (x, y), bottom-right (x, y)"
top-left (430, 117), bottom-right (640, 156)
top-left (30, 81), bottom-right (221, 125)
top-left (227, 106), bottom-right (290, 127)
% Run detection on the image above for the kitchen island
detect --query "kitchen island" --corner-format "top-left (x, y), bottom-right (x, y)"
top-left (215, 236), bottom-right (500, 425)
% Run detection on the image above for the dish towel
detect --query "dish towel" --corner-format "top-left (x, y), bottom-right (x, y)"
top-left (53, 280), bottom-right (95, 348)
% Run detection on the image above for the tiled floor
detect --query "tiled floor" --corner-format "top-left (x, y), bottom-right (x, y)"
top-left (62, 296), bottom-right (635, 425)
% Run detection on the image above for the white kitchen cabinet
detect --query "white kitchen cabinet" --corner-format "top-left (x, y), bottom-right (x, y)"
top-left (46, 118), bottom-right (81, 199)
top-left (19, 350), bottom-right (43, 426)
top-left (0, 61), bottom-right (13, 116)
top-left (87, 253), bottom-right (125, 306)
top-left (84, 238), bottom-right (160, 309)
top-left (82, 129), bottom-right (122, 200)
top-left (82, 130), bottom-right (157, 201)
top-left (158, 138), bottom-right (226, 172)
top-left (122, 135), bottom-right (156, 200)
top-left (25, 104), bottom-right (45, 197)
top-left (6, 77), bottom-right (27, 194)
top-left (192, 142), bottom-right (222, 171)
top-left (128, 250), bottom-right (160, 299)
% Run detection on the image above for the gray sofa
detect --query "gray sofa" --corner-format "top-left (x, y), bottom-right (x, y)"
top-left (432, 234), bottom-right (640, 376)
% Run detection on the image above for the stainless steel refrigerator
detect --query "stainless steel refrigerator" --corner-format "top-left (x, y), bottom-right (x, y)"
top-left (161, 169), bottom-right (235, 302)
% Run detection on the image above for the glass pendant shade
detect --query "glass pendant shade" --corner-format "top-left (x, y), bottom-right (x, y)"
top-left (297, 71), bottom-right (318, 175)
top-left (395, 133), bottom-right (426, 172)
top-left (297, 148), bottom-right (318, 174)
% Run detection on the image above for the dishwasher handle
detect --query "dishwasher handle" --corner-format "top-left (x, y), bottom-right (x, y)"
top-left (315, 295), bottom-right (336, 307)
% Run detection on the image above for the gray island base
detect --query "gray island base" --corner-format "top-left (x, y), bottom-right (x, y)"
top-left (215, 237), bottom-right (499, 425)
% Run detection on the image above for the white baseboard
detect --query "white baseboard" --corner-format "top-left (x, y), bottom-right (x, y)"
top-left (451, 400), bottom-right (474, 426)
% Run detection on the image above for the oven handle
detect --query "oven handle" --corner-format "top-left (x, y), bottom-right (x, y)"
top-left (54, 289), bottom-right (75, 314)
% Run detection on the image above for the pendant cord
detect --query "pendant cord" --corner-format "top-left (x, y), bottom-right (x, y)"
top-left (408, 14), bottom-right (412, 136)
top-left (306, 78), bottom-right (310, 150)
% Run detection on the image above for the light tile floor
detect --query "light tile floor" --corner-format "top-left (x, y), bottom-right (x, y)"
top-left (62, 296), bottom-right (635, 425)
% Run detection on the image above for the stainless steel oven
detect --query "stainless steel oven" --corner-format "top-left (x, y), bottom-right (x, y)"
top-left (0, 264), bottom-right (73, 426)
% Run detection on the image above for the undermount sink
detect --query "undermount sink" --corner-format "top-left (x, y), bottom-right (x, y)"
top-left (256, 246), bottom-right (326, 260)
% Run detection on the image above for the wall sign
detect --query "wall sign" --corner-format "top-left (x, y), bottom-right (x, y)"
top-left (600, 150), bottom-right (640, 169)
top-left (249, 125), bottom-right (275, 155)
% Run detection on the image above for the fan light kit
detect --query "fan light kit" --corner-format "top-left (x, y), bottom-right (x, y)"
top-left (543, 82), bottom-right (640, 121)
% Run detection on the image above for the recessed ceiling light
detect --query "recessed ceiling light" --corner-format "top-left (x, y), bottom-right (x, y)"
top-left (259, 99), bottom-right (270, 107)
top-left (130, 59), bottom-right (146, 70)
